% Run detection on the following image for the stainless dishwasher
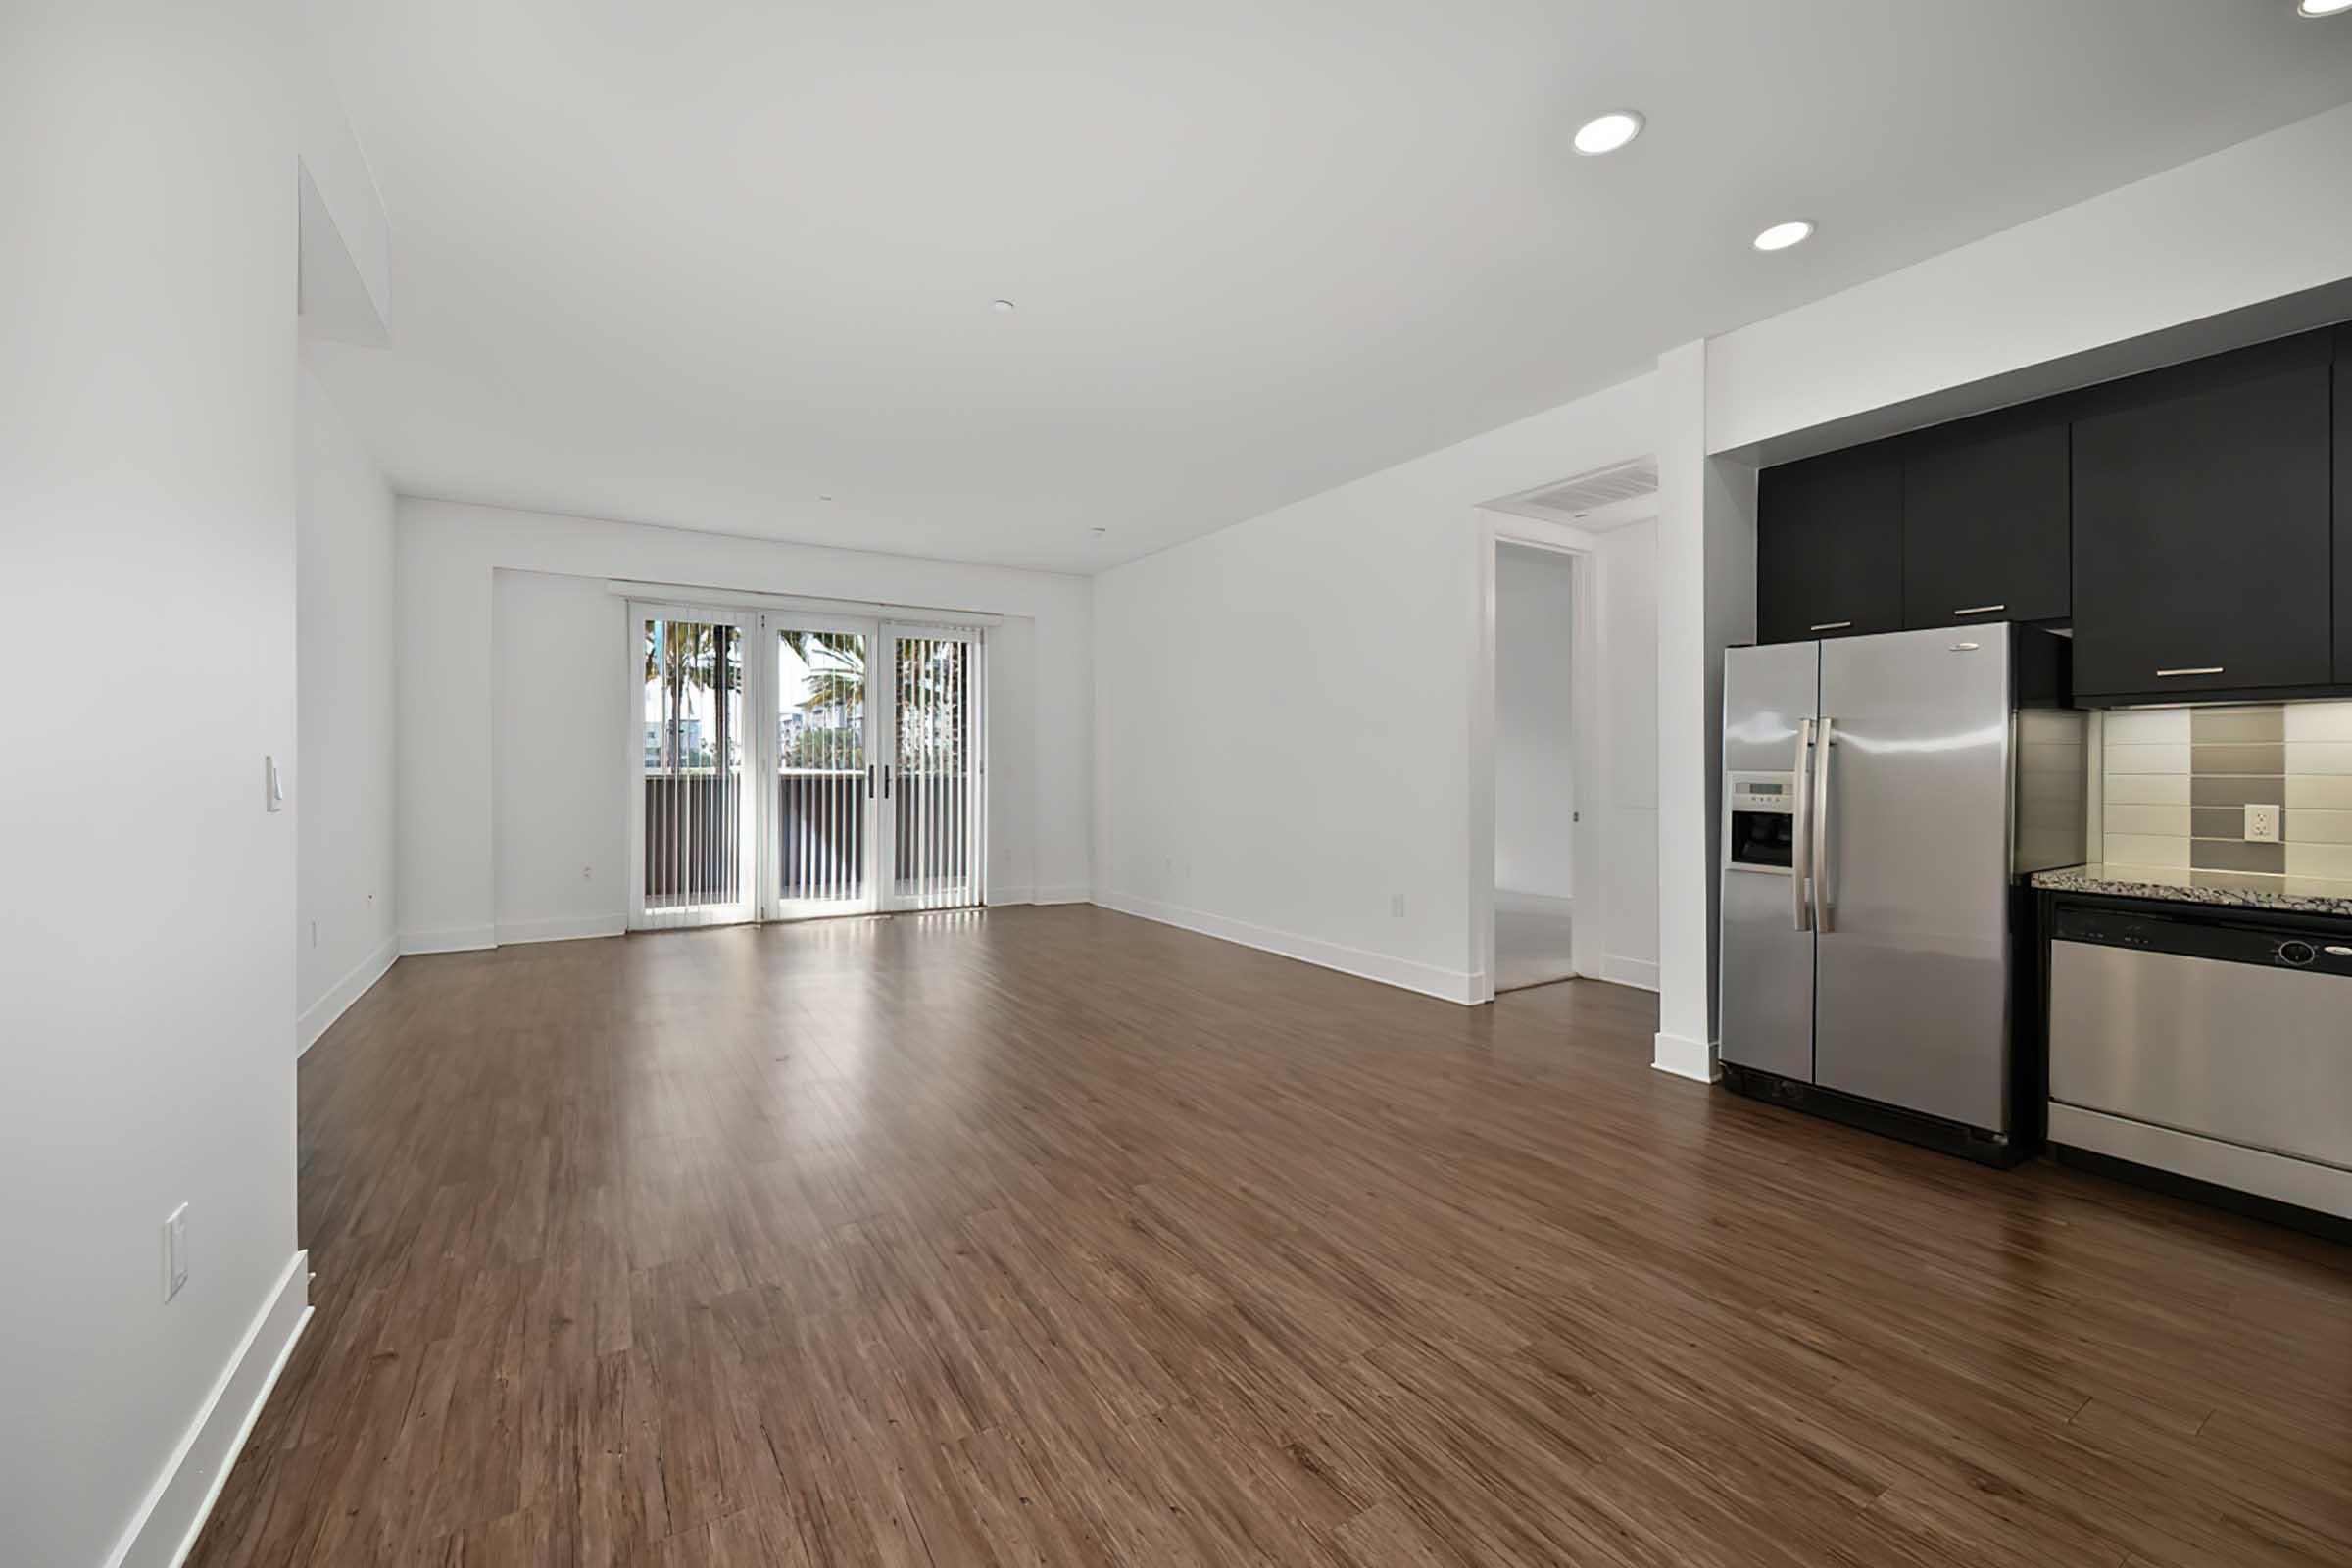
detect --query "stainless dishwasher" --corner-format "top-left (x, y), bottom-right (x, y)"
top-left (2048, 900), bottom-right (2352, 1223)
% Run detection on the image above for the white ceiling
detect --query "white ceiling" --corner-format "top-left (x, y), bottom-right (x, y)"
top-left (308, 1), bottom-right (2352, 574)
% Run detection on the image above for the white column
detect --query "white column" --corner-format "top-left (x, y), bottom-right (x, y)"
top-left (1653, 340), bottom-right (1757, 1080)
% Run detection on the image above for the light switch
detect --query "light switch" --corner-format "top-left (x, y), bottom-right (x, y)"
top-left (265, 755), bottom-right (284, 813)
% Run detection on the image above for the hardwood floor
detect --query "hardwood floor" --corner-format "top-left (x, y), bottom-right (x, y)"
top-left (190, 906), bottom-right (2352, 1567)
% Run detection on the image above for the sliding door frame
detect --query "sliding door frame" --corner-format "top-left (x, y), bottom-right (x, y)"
top-left (622, 595), bottom-right (990, 932)
top-left (765, 608), bottom-right (883, 923)
top-left (877, 621), bottom-right (989, 914)
top-left (627, 599), bottom-right (763, 931)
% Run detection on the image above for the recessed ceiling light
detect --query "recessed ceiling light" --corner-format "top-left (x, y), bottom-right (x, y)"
top-left (990, 299), bottom-right (1017, 314)
top-left (1753, 220), bottom-right (1815, 252)
top-left (2297, 0), bottom-right (2351, 17)
top-left (1572, 110), bottom-right (1644, 156)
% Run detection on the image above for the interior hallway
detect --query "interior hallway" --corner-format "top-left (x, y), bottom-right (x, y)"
top-left (192, 907), bottom-right (2352, 1567)
top-left (1494, 893), bottom-right (1578, 992)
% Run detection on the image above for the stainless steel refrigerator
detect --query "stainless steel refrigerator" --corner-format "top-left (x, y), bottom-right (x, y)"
top-left (1718, 624), bottom-right (2083, 1159)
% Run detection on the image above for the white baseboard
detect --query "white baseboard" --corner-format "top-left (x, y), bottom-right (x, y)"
top-left (495, 912), bottom-right (626, 946)
top-left (399, 924), bottom-right (496, 956)
top-left (1651, 1029), bottom-right (1720, 1083)
top-left (986, 884), bottom-right (1035, 906)
top-left (295, 935), bottom-right (399, 1057)
top-left (106, 1250), bottom-right (311, 1568)
top-left (1095, 890), bottom-right (1480, 1004)
top-left (1598, 954), bottom-right (1660, 992)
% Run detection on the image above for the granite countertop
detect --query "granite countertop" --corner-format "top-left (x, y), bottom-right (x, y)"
top-left (2030, 863), bottom-right (2352, 918)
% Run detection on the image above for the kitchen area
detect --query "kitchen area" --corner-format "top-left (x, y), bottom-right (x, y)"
top-left (1721, 318), bottom-right (2352, 1241)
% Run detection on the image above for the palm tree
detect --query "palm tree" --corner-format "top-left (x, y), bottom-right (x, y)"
top-left (644, 620), bottom-right (740, 771)
top-left (780, 630), bottom-right (865, 770)
top-left (780, 630), bottom-right (864, 716)
top-left (893, 637), bottom-right (968, 774)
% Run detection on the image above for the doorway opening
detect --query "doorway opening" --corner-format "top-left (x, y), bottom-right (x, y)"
top-left (1471, 456), bottom-right (1660, 1005)
top-left (630, 599), bottom-right (985, 931)
top-left (1492, 543), bottom-right (1581, 991)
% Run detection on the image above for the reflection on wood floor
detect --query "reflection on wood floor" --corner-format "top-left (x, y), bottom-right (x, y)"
top-left (189, 906), bottom-right (2352, 1566)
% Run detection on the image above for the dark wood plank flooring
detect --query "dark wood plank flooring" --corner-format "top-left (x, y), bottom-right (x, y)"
top-left (189, 906), bottom-right (2352, 1566)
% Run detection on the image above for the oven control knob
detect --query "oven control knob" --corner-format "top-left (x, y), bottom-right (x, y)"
top-left (2278, 940), bottom-right (2316, 967)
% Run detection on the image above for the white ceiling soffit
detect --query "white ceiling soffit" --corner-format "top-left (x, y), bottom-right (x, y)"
top-left (307, 2), bottom-right (2352, 574)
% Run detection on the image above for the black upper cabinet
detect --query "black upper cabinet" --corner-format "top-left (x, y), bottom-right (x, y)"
top-left (2070, 335), bottom-right (2333, 699)
top-left (1754, 322), bottom-right (2348, 683)
top-left (1756, 448), bottom-right (1902, 644)
top-left (2336, 327), bottom-right (2352, 685)
top-left (1900, 416), bottom-right (2069, 630)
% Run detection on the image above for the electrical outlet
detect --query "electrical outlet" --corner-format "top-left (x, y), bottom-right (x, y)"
top-left (582, 864), bottom-right (594, 881)
top-left (2244, 804), bottom-right (2281, 844)
top-left (164, 1203), bottom-right (189, 1302)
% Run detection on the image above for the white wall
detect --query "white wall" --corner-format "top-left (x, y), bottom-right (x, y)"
top-left (0, 7), bottom-right (306, 1566)
top-left (293, 24), bottom-right (389, 347)
top-left (1653, 345), bottom-right (1758, 1077)
top-left (1494, 545), bottom-right (1576, 901)
top-left (297, 365), bottom-right (399, 1046)
top-left (1093, 373), bottom-right (1657, 1002)
top-left (1592, 520), bottom-right (1660, 991)
top-left (494, 569), bottom-right (633, 942)
top-left (401, 499), bottom-right (1093, 951)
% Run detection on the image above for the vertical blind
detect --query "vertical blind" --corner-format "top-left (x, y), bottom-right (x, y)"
top-left (893, 633), bottom-right (982, 911)
top-left (641, 615), bottom-right (746, 919)
top-left (776, 627), bottom-right (867, 910)
top-left (631, 605), bottom-right (982, 926)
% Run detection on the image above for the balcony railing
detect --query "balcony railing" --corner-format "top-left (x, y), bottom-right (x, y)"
top-left (777, 768), bottom-right (864, 900)
top-left (642, 772), bottom-right (741, 906)
top-left (642, 767), bottom-right (974, 907)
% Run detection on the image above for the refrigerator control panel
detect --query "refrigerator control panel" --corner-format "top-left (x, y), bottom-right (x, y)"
top-left (1726, 771), bottom-right (1797, 871)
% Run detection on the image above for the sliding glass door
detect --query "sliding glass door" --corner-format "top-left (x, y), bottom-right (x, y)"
top-left (628, 602), bottom-right (984, 929)
top-left (882, 626), bottom-right (985, 912)
top-left (771, 618), bottom-right (875, 919)
top-left (633, 607), bottom-right (756, 929)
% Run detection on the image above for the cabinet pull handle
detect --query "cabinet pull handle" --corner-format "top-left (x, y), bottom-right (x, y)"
top-left (1953, 603), bottom-right (2006, 616)
top-left (1808, 620), bottom-right (1853, 632)
top-left (2155, 666), bottom-right (2225, 678)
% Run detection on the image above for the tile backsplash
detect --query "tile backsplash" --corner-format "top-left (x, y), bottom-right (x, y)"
top-left (2100, 701), bottom-right (2352, 879)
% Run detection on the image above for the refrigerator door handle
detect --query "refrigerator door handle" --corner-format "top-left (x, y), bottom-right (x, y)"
top-left (1811, 716), bottom-right (1835, 933)
top-left (1790, 718), bottom-right (1816, 931)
